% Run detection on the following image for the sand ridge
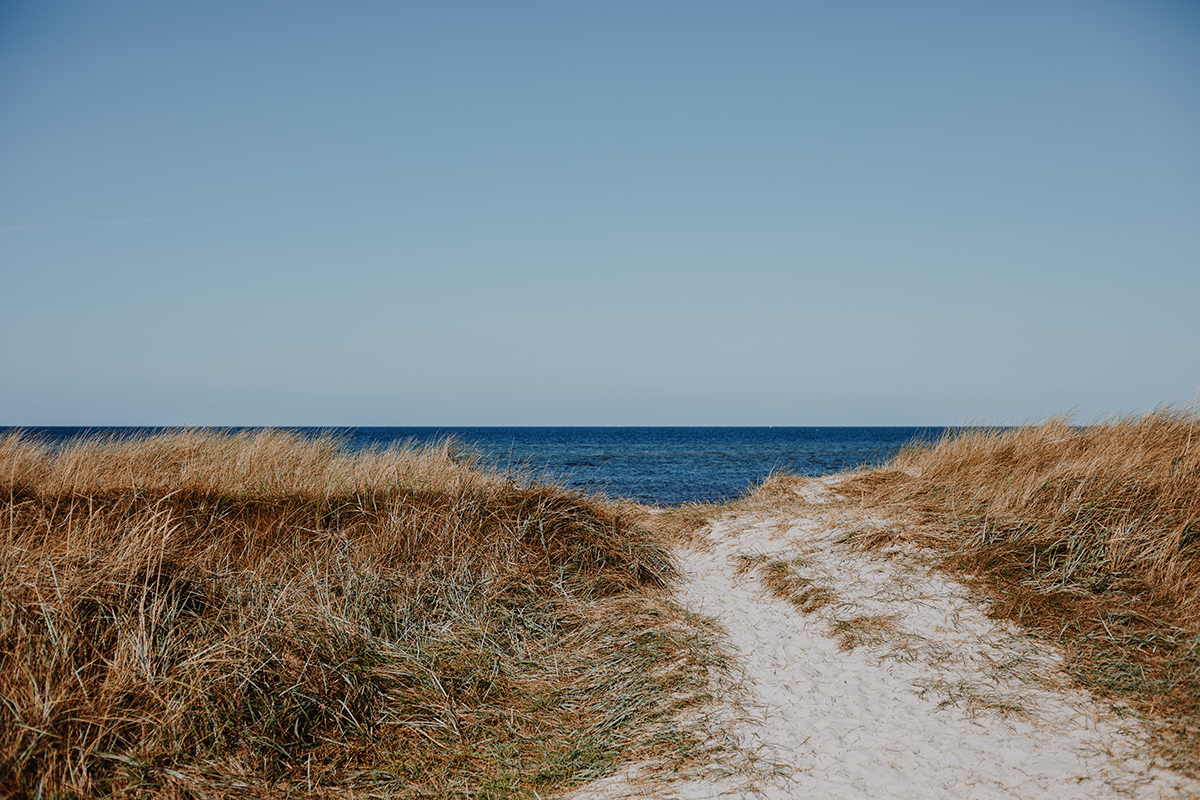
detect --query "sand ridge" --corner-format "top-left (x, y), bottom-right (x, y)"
top-left (572, 478), bottom-right (1200, 799)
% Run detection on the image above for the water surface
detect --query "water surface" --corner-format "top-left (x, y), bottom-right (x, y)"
top-left (3, 426), bottom-right (945, 506)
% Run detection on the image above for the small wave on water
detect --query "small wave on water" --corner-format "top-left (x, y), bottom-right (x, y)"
top-left (3, 426), bottom-right (946, 506)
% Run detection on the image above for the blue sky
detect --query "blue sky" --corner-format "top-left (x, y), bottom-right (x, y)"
top-left (2, 1), bottom-right (1198, 426)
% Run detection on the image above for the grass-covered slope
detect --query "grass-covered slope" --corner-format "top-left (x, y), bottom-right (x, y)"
top-left (834, 411), bottom-right (1200, 772)
top-left (0, 431), bottom-right (725, 798)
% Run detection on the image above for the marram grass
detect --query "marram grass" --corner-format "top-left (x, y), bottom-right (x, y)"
top-left (820, 409), bottom-right (1200, 774)
top-left (0, 430), bottom-right (729, 798)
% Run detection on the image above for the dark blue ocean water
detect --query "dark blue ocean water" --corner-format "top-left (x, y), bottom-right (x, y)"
top-left (1, 427), bottom-right (946, 506)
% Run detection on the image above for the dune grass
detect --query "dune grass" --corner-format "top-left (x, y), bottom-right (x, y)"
top-left (0, 430), bottom-right (728, 798)
top-left (824, 410), bottom-right (1200, 772)
top-left (733, 554), bottom-right (836, 614)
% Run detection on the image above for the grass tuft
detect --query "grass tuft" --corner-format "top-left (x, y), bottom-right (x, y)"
top-left (829, 614), bottom-right (900, 652)
top-left (735, 555), bottom-right (837, 614)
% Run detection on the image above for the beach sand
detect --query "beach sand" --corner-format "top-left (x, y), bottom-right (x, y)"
top-left (570, 476), bottom-right (1200, 799)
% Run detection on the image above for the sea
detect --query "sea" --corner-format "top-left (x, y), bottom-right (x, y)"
top-left (1, 426), bottom-right (947, 506)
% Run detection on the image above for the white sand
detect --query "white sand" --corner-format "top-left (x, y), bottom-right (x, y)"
top-left (570, 478), bottom-right (1200, 800)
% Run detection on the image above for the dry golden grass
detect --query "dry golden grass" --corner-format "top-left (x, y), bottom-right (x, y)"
top-left (0, 430), bottom-right (728, 798)
top-left (829, 615), bottom-right (900, 653)
top-left (733, 554), bottom-right (836, 614)
top-left (824, 410), bottom-right (1200, 772)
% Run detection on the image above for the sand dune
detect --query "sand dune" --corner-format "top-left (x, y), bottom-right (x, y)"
top-left (573, 477), bottom-right (1200, 799)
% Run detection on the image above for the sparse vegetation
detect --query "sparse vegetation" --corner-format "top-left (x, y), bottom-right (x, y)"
top-left (827, 409), bottom-right (1200, 772)
top-left (829, 614), bottom-right (899, 652)
top-left (915, 679), bottom-right (1031, 719)
top-left (0, 430), bottom-right (728, 798)
top-left (734, 554), bottom-right (837, 614)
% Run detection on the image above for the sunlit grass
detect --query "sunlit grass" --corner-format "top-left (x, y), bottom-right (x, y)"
top-left (0, 429), bottom-right (729, 798)
top-left (821, 409), bottom-right (1200, 773)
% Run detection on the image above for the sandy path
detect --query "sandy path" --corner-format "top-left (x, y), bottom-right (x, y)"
top-left (571, 479), bottom-right (1199, 799)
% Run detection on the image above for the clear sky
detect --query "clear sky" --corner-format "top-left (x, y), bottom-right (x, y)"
top-left (2, 1), bottom-right (1198, 426)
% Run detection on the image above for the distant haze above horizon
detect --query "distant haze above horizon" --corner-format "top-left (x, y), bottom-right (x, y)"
top-left (3, 1), bottom-right (1198, 427)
